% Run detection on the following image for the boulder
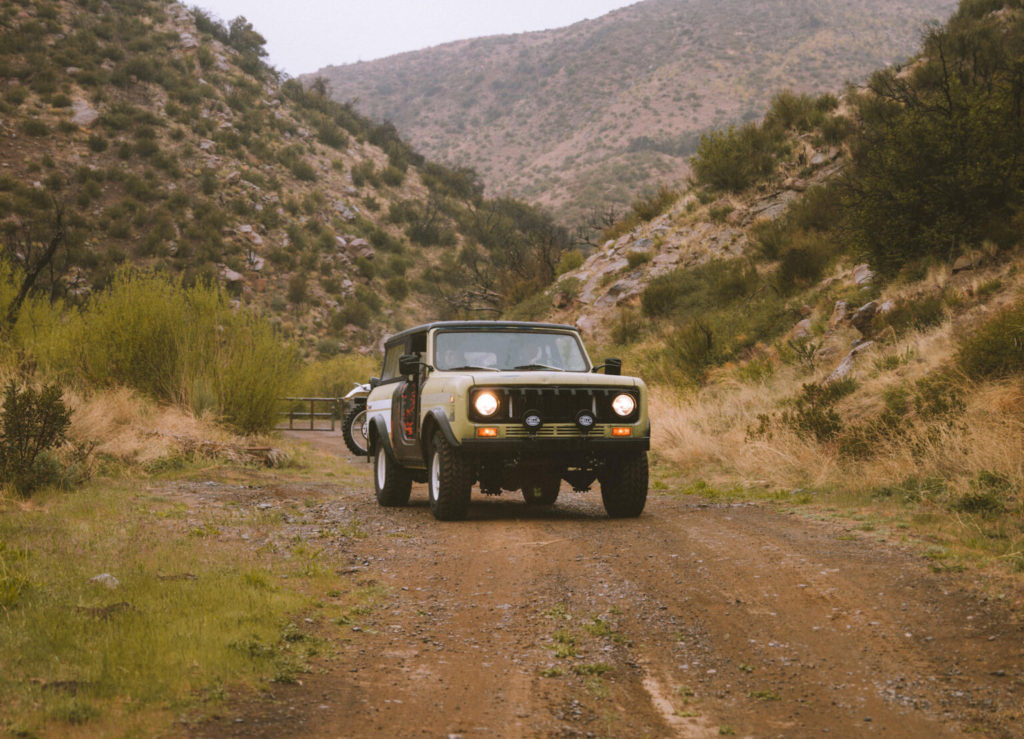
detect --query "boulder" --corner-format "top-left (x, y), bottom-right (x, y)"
top-left (827, 341), bottom-right (875, 382)
top-left (952, 253), bottom-right (977, 273)
top-left (788, 318), bottom-right (813, 340)
top-left (852, 264), bottom-right (875, 286)
top-left (220, 266), bottom-right (244, 283)
top-left (349, 238), bottom-right (375, 260)
top-left (850, 301), bottom-right (878, 337)
top-left (829, 300), bottom-right (850, 330)
top-left (71, 100), bottom-right (100, 128)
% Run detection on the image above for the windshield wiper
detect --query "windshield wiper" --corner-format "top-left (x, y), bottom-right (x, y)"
top-left (445, 365), bottom-right (499, 372)
top-left (513, 364), bottom-right (565, 371)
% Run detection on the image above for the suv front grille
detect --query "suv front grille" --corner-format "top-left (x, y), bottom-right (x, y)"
top-left (469, 385), bottom-right (639, 424)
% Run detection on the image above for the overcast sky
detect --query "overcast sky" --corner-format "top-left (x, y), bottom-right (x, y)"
top-left (192, 0), bottom-right (638, 76)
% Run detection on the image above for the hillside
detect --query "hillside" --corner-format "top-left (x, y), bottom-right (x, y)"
top-left (313, 0), bottom-right (957, 224)
top-left (0, 0), bottom-right (573, 355)
top-left (498, 0), bottom-right (1024, 574)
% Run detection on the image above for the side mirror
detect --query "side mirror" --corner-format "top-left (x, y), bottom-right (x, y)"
top-left (593, 358), bottom-right (622, 375)
top-left (398, 353), bottom-right (421, 377)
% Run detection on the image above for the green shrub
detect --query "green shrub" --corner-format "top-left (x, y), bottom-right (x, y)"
top-left (21, 119), bottom-right (50, 137)
top-left (665, 321), bottom-right (715, 384)
top-left (610, 309), bottom-right (645, 346)
top-left (956, 299), bottom-right (1024, 379)
top-left (0, 381), bottom-right (71, 496)
top-left (776, 231), bottom-right (835, 293)
top-left (626, 250), bottom-right (652, 269)
top-left (765, 90), bottom-right (833, 132)
top-left (384, 276), bottom-right (409, 301)
top-left (86, 133), bottom-right (108, 152)
top-left (380, 165), bottom-right (405, 187)
top-left (780, 379), bottom-right (857, 443)
top-left (289, 158), bottom-right (317, 182)
top-left (875, 293), bottom-right (947, 336)
top-left (556, 249), bottom-right (584, 275)
top-left (692, 122), bottom-right (780, 193)
top-left (42, 270), bottom-right (298, 433)
top-left (5, 86), bottom-right (27, 106)
top-left (350, 161), bottom-right (377, 188)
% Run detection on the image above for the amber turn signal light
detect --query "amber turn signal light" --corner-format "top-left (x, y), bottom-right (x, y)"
top-left (476, 427), bottom-right (499, 438)
top-left (611, 427), bottom-right (632, 437)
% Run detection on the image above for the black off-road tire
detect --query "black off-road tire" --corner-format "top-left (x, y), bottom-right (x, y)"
top-left (598, 452), bottom-right (648, 518)
top-left (342, 403), bottom-right (369, 456)
top-left (522, 472), bottom-right (561, 506)
top-left (374, 444), bottom-right (412, 507)
top-left (428, 432), bottom-right (472, 521)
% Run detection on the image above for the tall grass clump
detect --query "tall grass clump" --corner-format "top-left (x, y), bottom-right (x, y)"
top-left (956, 298), bottom-right (1024, 380)
top-left (39, 270), bottom-right (299, 433)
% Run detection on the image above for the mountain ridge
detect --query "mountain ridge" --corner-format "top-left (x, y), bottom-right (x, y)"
top-left (313, 0), bottom-right (958, 224)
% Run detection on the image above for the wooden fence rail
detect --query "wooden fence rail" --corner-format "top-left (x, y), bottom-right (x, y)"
top-left (277, 397), bottom-right (341, 432)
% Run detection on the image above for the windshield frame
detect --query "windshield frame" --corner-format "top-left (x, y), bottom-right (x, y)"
top-left (431, 328), bottom-right (592, 372)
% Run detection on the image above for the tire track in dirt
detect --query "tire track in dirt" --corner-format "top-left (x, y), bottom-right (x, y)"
top-left (189, 450), bottom-right (1023, 738)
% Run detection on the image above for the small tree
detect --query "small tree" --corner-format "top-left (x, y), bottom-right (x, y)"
top-left (0, 381), bottom-right (71, 496)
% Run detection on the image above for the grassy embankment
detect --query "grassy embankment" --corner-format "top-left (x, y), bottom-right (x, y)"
top-left (0, 267), bottom-right (380, 736)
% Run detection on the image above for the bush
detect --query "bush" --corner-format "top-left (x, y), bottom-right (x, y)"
top-left (875, 293), bottom-right (947, 336)
top-left (384, 276), bottom-right (409, 301)
top-left (556, 249), bottom-right (584, 275)
top-left (692, 122), bottom-right (780, 193)
top-left (42, 270), bottom-right (299, 433)
top-left (665, 321), bottom-right (715, 384)
top-left (21, 119), bottom-right (50, 137)
top-left (776, 231), bottom-right (836, 293)
top-left (626, 250), bottom-right (652, 269)
top-left (956, 299), bottom-right (1024, 380)
top-left (780, 379), bottom-right (857, 443)
top-left (0, 381), bottom-right (71, 496)
top-left (87, 133), bottom-right (108, 152)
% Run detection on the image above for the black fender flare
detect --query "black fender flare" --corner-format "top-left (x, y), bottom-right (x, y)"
top-left (368, 415), bottom-right (394, 459)
top-left (419, 408), bottom-right (460, 463)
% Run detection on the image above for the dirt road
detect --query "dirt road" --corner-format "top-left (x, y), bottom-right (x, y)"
top-left (194, 435), bottom-right (1023, 738)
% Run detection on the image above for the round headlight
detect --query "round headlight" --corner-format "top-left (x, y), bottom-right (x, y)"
top-left (474, 391), bottom-right (499, 417)
top-left (611, 393), bottom-right (636, 417)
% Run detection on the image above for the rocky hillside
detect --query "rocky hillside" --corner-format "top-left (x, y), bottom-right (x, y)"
top-left (313, 0), bottom-right (957, 225)
top-left (0, 0), bottom-right (571, 355)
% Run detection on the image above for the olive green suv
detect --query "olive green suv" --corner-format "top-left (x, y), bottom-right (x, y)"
top-left (364, 321), bottom-right (650, 521)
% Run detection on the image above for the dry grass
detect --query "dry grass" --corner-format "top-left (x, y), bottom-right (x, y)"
top-left (65, 386), bottom-right (246, 467)
top-left (650, 302), bottom-right (1024, 578)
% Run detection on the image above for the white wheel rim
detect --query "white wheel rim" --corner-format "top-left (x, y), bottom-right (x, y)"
top-left (376, 449), bottom-right (387, 489)
top-left (430, 450), bottom-right (441, 501)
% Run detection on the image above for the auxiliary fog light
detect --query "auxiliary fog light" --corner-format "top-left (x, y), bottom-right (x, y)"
top-left (611, 393), bottom-right (637, 417)
top-left (474, 391), bottom-right (499, 417)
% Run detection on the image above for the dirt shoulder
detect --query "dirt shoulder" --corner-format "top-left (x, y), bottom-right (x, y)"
top-left (188, 434), bottom-right (1023, 738)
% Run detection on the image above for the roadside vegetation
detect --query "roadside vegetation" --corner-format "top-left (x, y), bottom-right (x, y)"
top-left (0, 451), bottom-right (376, 737)
top-left (586, 0), bottom-right (1024, 580)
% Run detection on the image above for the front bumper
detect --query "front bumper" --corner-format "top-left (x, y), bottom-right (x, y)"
top-left (457, 422), bottom-right (650, 455)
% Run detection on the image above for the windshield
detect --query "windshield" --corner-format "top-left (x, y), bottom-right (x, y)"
top-left (434, 330), bottom-right (590, 372)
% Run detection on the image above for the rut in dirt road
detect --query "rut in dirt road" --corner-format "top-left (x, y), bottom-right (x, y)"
top-left (193, 470), bottom-right (1023, 738)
